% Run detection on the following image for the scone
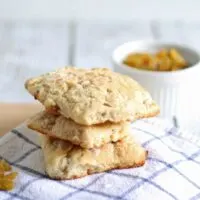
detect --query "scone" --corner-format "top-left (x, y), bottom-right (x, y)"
top-left (40, 134), bottom-right (147, 180)
top-left (28, 111), bottom-right (129, 148)
top-left (25, 67), bottom-right (159, 125)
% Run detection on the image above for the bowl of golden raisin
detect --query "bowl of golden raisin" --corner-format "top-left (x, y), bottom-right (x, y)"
top-left (112, 40), bottom-right (200, 120)
top-left (123, 48), bottom-right (187, 72)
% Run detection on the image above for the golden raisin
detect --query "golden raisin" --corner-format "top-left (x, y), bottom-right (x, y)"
top-left (156, 49), bottom-right (168, 58)
top-left (0, 160), bottom-right (11, 171)
top-left (123, 48), bottom-right (188, 72)
top-left (169, 49), bottom-right (185, 62)
top-left (157, 57), bottom-right (172, 71)
top-left (3, 172), bottom-right (18, 180)
top-left (0, 160), bottom-right (17, 191)
top-left (0, 180), bottom-right (14, 191)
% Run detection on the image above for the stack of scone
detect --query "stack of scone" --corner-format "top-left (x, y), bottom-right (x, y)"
top-left (25, 67), bottom-right (159, 180)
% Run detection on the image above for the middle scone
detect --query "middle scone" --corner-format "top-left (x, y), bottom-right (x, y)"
top-left (28, 111), bottom-right (130, 149)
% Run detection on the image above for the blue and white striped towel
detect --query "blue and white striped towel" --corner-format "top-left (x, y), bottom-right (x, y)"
top-left (0, 118), bottom-right (200, 200)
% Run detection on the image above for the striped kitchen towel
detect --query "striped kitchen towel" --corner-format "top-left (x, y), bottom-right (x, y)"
top-left (0, 118), bottom-right (200, 200)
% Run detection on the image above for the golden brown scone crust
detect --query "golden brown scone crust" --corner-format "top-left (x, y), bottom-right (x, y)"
top-left (25, 67), bottom-right (159, 125)
top-left (28, 111), bottom-right (129, 149)
top-left (40, 135), bottom-right (147, 180)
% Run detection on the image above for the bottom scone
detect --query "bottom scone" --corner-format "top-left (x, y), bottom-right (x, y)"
top-left (40, 135), bottom-right (147, 180)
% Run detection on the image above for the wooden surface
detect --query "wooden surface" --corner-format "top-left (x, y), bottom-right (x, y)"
top-left (0, 103), bottom-right (42, 136)
top-left (1, 21), bottom-right (200, 134)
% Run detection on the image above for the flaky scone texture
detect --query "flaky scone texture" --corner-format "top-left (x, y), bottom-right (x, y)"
top-left (25, 67), bottom-right (159, 125)
top-left (28, 111), bottom-right (129, 148)
top-left (40, 135), bottom-right (147, 180)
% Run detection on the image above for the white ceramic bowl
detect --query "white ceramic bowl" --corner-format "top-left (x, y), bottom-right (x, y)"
top-left (112, 40), bottom-right (200, 121)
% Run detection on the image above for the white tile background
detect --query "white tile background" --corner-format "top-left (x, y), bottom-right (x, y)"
top-left (0, 0), bottom-right (200, 21)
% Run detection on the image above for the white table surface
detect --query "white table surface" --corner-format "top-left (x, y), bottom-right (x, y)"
top-left (0, 20), bottom-right (200, 139)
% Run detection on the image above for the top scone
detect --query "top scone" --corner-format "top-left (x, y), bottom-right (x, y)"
top-left (25, 67), bottom-right (159, 125)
